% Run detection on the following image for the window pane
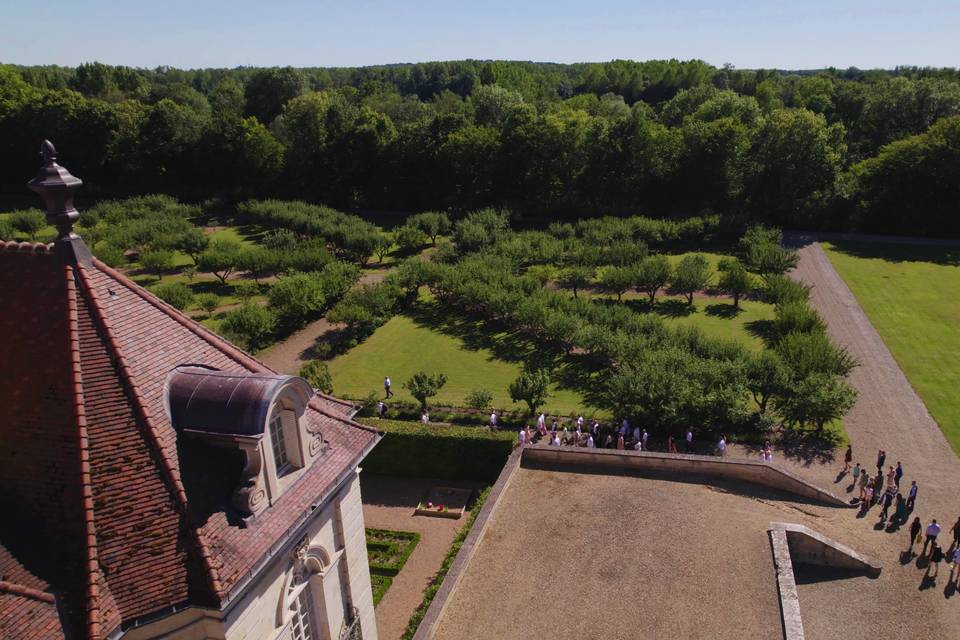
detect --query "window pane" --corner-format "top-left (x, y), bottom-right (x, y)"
top-left (291, 587), bottom-right (315, 640)
top-left (270, 413), bottom-right (290, 474)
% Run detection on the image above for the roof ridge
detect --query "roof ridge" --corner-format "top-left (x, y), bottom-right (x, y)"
top-left (0, 580), bottom-right (56, 604)
top-left (74, 263), bottom-right (226, 603)
top-left (91, 257), bottom-right (379, 435)
top-left (64, 264), bottom-right (104, 640)
top-left (0, 240), bottom-right (54, 254)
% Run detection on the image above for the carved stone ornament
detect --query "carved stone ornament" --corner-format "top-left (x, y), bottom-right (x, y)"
top-left (291, 536), bottom-right (311, 586)
top-left (231, 441), bottom-right (267, 516)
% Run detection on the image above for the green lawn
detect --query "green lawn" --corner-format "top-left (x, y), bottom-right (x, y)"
top-left (822, 241), bottom-right (960, 453)
top-left (327, 300), bottom-right (597, 416)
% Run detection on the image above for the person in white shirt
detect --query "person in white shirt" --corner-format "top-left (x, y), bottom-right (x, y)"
top-left (421, 411), bottom-right (429, 424)
top-left (490, 411), bottom-right (498, 429)
top-left (518, 428), bottom-right (527, 446)
top-left (587, 435), bottom-right (595, 448)
top-left (717, 436), bottom-right (727, 456)
top-left (552, 433), bottom-right (561, 446)
top-left (685, 428), bottom-right (693, 452)
top-left (384, 376), bottom-right (393, 398)
top-left (576, 415), bottom-right (584, 430)
top-left (632, 426), bottom-right (641, 444)
top-left (621, 418), bottom-right (630, 435)
top-left (641, 429), bottom-right (649, 451)
top-left (537, 413), bottom-right (546, 430)
top-left (634, 439), bottom-right (642, 451)
top-left (923, 519), bottom-right (942, 556)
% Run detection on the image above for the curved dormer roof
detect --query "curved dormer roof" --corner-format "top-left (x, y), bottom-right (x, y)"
top-left (167, 367), bottom-right (314, 438)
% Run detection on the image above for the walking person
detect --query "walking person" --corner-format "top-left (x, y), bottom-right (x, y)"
top-left (617, 434), bottom-right (625, 450)
top-left (667, 434), bottom-right (677, 454)
top-left (909, 517), bottom-right (923, 555)
top-left (907, 481), bottom-right (918, 509)
top-left (685, 428), bottom-right (693, 453)
top-left (858, 467), bottom-right (870, 501)
top-left (873, 472), bottom-right (884, 503)
top-left (950, 547), bottom-right (960, 587)
top-left (876, 449), bottom-right (886, 473)
top-left (377, 400), bottom-right (387, 419)
top-left (894, 493), bottom-right (908, 525)
top-left (716, 435), bottom-right (727, 457)
top-left (879, 489), bottom-right (893, 522)
top-left (927, 543), bottom-right (944, 578)
top-left (851, 462), bottom-right (861, 490)
top-left (384, 376), bottom-right (393, 398)
top-left (894, 461), bottom-right (903, 487)
top-left (518, 426), bottom-right (528, 446)
top-left (886, 465), bottom-right (896, 487)
top-left (641, 429), bottom-right (649, 452)
top-left (843, 445), bottom-right (852, 473)
top-left (922, 519), bottom-right (942, 557)
top-left (951, 516), bottom-right (960, 548)
top-left (490, 410), bottom-right (498, 430)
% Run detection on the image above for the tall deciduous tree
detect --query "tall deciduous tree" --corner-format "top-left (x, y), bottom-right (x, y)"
top-left (671, 254), bottom-right (711, 305)
top-left (509, 368), bottom-right (551, 416)
top-left (404, 371), bottom-right (448, 411)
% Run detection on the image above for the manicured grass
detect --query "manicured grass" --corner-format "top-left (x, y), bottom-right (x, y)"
top-left (327, 300), bottom-right (597, 416)
top-left (822, 241), bottom-right (960, 453)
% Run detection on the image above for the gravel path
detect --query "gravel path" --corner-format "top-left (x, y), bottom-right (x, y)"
top-left (790, 240), bottom-right (960, 508)
top-left (257, 270), bottom-right (389, 374)
top-left (361, 475), bottom-right (485, 640)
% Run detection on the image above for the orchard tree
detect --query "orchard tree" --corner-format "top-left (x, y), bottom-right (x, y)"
top-left (299, 360), bottom-right (334, 394)
top-left (403, 371), bottom-right (448, 411)
top-left (557, 266), bottom-right (594, 298)
top-left (220, 303), bottom-right (276, 350)
top-left (598, 265), bottom-right (634, 302)
top-left (408, 211), bottom-right (452, 245)
top-left (139, 248), bottom-right (174, 281)
top-left (745, 351), bottom-right (790, 415)
top-left (197, 239), bottom-right (244, 284)
top-left (509, 368), bottom-right (551, 416)
top-left (635, 254), bottom-right (672, 304)
top-left (151, 282), bottom-right (193, 310)
top-left (716, 257), bottom-right (753, 307)
top-left (777, 373), bottom-right (857, 432)
top-left (671, 254), bottom-right (711, 305)
top-left (177, 227), bottom-right (209, 263)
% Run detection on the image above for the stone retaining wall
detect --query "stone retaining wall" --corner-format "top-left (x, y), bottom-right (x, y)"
top-left (521, 445), bottom-right (853, 508)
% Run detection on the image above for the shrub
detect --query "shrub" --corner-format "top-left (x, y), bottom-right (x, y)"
top-left (93, 243), bottom-right (127, 267)
top-left (394, 223), bottom-right (428, 255)
top-left (268, 262), bottom-right (358, 327)
top-left (220, 303), bottom-right (276, 350)
top-left (0, 218), bottom-right (14, 240)
top-left (299, 360), bottom-right (334, 394)
top-left (762, 274), bottom-right (810, 305)
top-left (233, 280), bottom-right (261, 302)
top-left (776, 330), bottom-right (857, 379)
top-left (195, 293), bottom-right (220, 314)
top-left (465, 389), bottom-right (494, 411)
top-left (773, 301), bottom-right (825, 337)
top-left (9, 209), bottom-right (45, 240)
top-left (151, 282), bottom-right (194, 310)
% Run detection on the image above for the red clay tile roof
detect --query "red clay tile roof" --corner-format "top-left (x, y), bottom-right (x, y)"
top-left (0, 545), bottom-right (65, 640)
top-left (0, 239), bottom-right (379, 639)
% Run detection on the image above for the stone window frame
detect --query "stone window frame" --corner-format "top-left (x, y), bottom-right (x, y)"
top-left (263, 386), bottom-right (314, 501)
top-left (275, 542), bottom-right (344, 640)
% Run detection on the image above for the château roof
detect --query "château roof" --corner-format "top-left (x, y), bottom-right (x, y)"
top-left (0, 150), bottom-right (379, 640)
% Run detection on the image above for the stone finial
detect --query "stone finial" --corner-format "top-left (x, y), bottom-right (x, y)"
top-left (27, 140), bottom-right (83, 241)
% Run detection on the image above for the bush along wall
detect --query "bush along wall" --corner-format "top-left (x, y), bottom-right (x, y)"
top-left (359, 419), bottom-right (515, 482)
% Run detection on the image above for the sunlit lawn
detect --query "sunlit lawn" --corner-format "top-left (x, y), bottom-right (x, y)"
top-left (822, 240), bottom-right (960, 454)
top-left (327, 300), bottom-right (599, 416)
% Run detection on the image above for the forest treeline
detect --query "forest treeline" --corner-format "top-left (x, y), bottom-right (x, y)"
top-left (1, 59), bottom-right (959, 235)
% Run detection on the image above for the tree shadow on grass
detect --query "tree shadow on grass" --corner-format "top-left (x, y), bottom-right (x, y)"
top-left (705, 303), bottom-right (743, 319)
top-left (653, 298), bottom-right (695, 318)
top-left (406, 299), bottom-right (609, 410)
top-left (745, 319), bottom-right (778, 346)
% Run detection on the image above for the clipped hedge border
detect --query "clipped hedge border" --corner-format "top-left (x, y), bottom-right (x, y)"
top-left (360, 419), bottom-right (516, 482)
top-left (367, 528), bottom-right (421, 575)
top-left (401, 487), bottom-right (491, 640)
top-left (370, 574), bottom-right (393, 606)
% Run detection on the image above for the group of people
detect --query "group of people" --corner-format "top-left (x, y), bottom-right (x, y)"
top-left (843, 445), bottom-right (960, 587)
top-left (516, 414), bottom-right (697, 454)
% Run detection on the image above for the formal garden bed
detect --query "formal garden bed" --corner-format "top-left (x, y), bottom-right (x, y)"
top-left (366, 527), bottom-right (421, 606)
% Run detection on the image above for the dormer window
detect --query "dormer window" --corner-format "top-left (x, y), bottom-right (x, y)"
top-left (167, 366), bottom-right (326, 519)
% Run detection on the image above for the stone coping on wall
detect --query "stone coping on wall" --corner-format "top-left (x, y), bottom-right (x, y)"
top-left (412, 446), bottom-right (524, 640)
top-left (520, 444), bottom-right (854, 508)
top-left (769, 527), bottom-right (805, 640)
top-left (771, 521), bottom-right (881, 577)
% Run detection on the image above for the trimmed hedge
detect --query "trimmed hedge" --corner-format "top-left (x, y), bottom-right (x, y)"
top-left (367, 528), bottom-right (421, 576)
top-left (370, 574), bottom-right (393, 606)
top-left (360, 419), bottom-right (515, 482)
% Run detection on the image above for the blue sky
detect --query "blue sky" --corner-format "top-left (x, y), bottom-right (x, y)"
top-left (2, 0), bottom-right (957, 69)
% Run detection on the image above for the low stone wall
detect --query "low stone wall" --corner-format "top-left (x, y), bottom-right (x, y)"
top-left (769, 528), bottom-right (805, 640)
top-left (521, 445), bottom-right (853, 508)
top-left (773, 521), bottom-right (881, 577)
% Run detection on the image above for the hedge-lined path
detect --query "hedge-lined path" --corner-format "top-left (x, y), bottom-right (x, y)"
top-left (361, 475), bottom-right (484, 640)
top-left (257, 269), bottom-right (389, 374)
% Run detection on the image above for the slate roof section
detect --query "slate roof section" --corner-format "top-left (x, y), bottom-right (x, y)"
top-left (0, 239), bottom-right (380, 639)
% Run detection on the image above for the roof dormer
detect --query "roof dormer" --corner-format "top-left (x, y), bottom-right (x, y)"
top-left (166, 366), bottom-right (325, 519)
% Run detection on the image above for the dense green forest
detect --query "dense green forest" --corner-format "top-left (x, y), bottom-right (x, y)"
top-left (1, 59), bottom-right (959, 235)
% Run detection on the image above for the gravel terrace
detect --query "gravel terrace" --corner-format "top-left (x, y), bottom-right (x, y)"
top-left (361, 475), bottom-right (486, 640)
